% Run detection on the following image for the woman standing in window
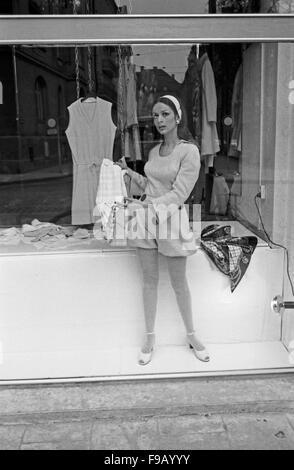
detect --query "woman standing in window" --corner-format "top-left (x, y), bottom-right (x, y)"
top-left (117, 95), bottom-right (210, 365)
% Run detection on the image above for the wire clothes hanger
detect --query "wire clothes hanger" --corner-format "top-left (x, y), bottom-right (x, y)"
top-left (117, 0), bottom-right (126, 158)
top-left (72, 0), bottom-right (96, 103)
top-left (73, 0), bottom-right (81, 100)
top-left (81, 1), bottom-right (97, 103)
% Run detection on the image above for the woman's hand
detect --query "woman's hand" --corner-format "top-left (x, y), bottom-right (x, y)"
top-left (127, 198), bottom-right (152, 213)
top-left (115, 157), bottom-right (128, 170)
top-left (139, 199), bottom-right (151, 208)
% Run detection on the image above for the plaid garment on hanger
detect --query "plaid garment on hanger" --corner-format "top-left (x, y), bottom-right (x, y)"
top-left (200, 224), bottom-right (258, 292)
top-left (94, 159), bottom-right (128, 242)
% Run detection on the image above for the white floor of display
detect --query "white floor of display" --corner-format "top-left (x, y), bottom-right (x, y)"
top-left (0, 342), bottom-right (291, 382)
top-left (0, 221), bottom-right (292, 382)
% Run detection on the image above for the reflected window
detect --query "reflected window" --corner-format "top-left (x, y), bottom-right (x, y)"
top-left (35, 76), bottom-right (48, 121)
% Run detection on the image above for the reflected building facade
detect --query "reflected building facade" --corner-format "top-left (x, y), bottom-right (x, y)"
top-left (0, 0), bottom-right (119, 174)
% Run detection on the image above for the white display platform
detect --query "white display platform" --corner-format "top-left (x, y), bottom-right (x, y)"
top-left (0, 221), bottom-right (288, 382)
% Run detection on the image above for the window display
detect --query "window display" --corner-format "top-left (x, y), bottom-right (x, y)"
top-left (1, 5), bottom-right (294, 382)
top-left (0, 42), bottom-right (242, 241)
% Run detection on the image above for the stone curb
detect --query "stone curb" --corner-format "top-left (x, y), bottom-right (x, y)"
top-left (1, 401), bottom-right (294, 426)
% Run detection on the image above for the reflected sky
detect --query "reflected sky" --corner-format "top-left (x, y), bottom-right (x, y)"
top-left (129, 1), bottom-right (208, 84)
top-left (129, 0), bottom-right (208, 14)
top-left (132, 45), bottom-right (190, 83)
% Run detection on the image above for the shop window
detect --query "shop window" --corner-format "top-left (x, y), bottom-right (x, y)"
top-left (0, 11), bottom-right (294, 384)
top-left (35, 76), bottom-right (48, 122)
top-left (0, 41), bottom-right (291, 232)
top-left (0, 42), bottom-right (262, 231)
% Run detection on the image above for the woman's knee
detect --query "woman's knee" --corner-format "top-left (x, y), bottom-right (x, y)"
top-left (170, 278), bottom-right (190, 296)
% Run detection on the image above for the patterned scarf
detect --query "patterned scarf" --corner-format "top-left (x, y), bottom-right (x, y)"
top-left (200, 224), bottom-right (258, 292)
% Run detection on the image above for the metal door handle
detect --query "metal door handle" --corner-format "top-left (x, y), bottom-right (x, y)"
top-left (271, 295), bottom-right (294, 315)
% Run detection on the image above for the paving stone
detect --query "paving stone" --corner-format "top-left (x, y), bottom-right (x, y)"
top-left (0, 425), bottom-right (26, 450)
top-left (119, 418), bottom-right (159, 450)
top-left (21, 441), bottom-right (89, 450)
top-left (23, 421), bottom-right (92, 445)
top-left (91, 421), bottom-right (133, 450)
top-left (223, 413), bottom-right (294, 450)
top-left (155, 432), bottom-right (231, 450)
top-left (287, 414), bottom-right (294, 430)
top-left (158, 415), bottom-right (225, 436)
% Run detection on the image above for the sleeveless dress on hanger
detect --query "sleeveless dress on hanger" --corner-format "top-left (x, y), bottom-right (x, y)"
top-left (66, 97), bottom-right (116, 225)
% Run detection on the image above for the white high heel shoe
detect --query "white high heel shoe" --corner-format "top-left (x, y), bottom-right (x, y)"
top-left (138, 333), bottom-right (155, 366)
top-left (187, 332), bottom-right (210, 363)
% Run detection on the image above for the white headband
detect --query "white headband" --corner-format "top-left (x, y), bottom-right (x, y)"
top-left (161, 95), bottom-right (182, 121)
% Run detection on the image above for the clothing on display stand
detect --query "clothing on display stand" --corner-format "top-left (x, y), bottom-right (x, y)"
top-left (209, 175), bottom-right (230, 215)
top-left (199, 52), bottom-right (220, 159)
top-left (229, 64), bottom-right (243, 157)
top-left (199, 52), bottom-right (220, 212)
top-left (117, 55), bottom-right (142, 163)
top-left (180, 50), bottom-right (202, 150)
top-left (0, 219), bottom-right (93, 251)
top-left (181, 48), bottom-right (220, 210)
top-left (65, 97), bottom-right (116, 226)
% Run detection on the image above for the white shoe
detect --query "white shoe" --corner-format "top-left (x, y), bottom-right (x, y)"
top-left (138, 333), bottom-right (155, 366)
top-left (187, 332), bottom-right (210, 363)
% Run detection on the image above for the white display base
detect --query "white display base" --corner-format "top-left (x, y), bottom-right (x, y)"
top-left (0, 342), bottom-right (291, 382)
top-left (0, 221), bottom-right (288, 382)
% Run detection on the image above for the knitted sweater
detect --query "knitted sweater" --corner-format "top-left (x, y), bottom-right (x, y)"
top-left (128, 141), bottom-right (200, 217)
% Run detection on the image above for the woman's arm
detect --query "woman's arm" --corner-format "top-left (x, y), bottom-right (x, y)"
top-left (126, 167), bottom-right (148, 191)
top-left (116, 157), bottom-right (148, 191)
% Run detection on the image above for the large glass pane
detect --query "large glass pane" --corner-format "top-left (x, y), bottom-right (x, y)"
top-left (0, 38), bottom-right (294, 379)
top-left (0, 43), bottom-right (245, 233)
top-left (1, 39), bottom-right (294, 381)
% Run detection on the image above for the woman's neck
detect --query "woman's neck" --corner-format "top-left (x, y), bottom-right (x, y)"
top-left (163, 130), bottom-right (180, 148)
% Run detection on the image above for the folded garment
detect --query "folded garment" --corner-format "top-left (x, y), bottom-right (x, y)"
top-left (0, 227), bottom-right (19, 236)
top-left (31, 219), bottom-right (53, 228)
top-left (200, 224), bottom-right (258, 292)
top-left (22, 219), bottom-right (54, 233)
top-left (23, 226), bottom-right (61, 239)
top-left (60, 226), bottom-right (76, 238)
top-left (73, 228), bottom-right (90, 239)
top-left (0, 227), bottom-right (21, 245)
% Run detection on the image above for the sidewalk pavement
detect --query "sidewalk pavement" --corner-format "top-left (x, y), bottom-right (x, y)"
top-left (1, 411), bottom-right (294, 450)
top-left (0, 163), bottom-right (73, 184)
top-left (1, 375), bottom-right (294, 450)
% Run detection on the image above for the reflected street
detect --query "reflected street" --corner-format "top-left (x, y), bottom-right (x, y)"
top-left (0, 175), bottom-right (72, 227)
